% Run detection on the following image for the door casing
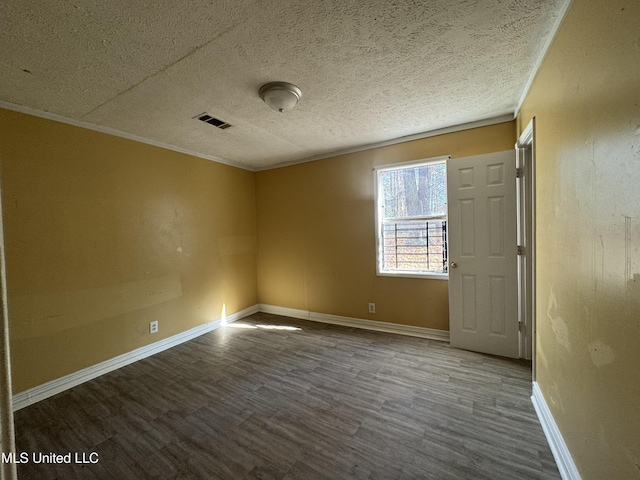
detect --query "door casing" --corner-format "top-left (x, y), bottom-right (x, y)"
top-left (516, 118), bottom-right (536, 370)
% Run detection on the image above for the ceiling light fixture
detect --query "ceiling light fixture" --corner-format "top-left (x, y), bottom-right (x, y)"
top-left (259, 82), bottom-right (302, 113)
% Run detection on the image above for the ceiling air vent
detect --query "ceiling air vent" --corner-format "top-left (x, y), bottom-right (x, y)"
top-left (194, 113), bottom-right (232, 129)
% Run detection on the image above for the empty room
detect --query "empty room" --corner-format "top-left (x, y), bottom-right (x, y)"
top-left (0, 0), bottom-right (638, 479)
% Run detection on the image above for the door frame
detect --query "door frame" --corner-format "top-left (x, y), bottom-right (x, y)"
top-left (516, 118), bottom-right (536, 374)
top-left (0, 167), bottom-right (17, 480)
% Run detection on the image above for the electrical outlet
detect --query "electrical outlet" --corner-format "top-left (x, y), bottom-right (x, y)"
top-left (150, 321), bottom-right (159, 334)
top-left (368, 303), bottom-right (376, 314)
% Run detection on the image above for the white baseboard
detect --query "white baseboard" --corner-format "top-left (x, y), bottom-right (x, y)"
top-left (531, 382), bottom-right (581, 480)
top-left (258, 304), bottom-right (450, 342)
top-left (12, 304), bottom-right (259, 411)
top-left (12, 303), bottom-right (448, 411)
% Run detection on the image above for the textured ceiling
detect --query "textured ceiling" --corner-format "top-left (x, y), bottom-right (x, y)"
top-left (0, 0), bottom-right (568, 169)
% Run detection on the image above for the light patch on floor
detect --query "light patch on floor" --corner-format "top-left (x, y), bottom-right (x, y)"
top-left (226, 322), bottom-right (302, 331)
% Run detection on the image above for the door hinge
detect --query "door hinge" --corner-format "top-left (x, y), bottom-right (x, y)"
top-left (517, 245), bottom-right (525, 256)
top-left (516, 167), bottom-right (523, 178)
top-left (518, 321), bottom-right (525, 332)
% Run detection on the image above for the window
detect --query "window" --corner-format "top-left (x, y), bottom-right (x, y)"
top-left (375, 156), bottom-right (449, 278)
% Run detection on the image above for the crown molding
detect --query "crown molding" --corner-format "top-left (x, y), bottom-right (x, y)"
top-left (2, 101), bottom-right (516, 173)
top-left (256, 113), bottom-right (515, 171)
top-left (0, 100), bottom-right (255, 171)
top-left (514, 0), bottom-right (573, 117)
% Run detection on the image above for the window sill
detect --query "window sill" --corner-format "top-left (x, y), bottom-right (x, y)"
top-left (376, 272), bottom-right (449, 280)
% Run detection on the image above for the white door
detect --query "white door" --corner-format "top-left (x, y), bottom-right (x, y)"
top-left (447, 150), bottom-right (519, 358)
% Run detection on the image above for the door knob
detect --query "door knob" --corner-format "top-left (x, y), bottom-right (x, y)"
top-left (450, 261), bottom-right (458, 268)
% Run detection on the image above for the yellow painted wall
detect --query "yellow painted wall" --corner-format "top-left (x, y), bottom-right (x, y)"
top-left (256, 121), bottom-right (515, 330)
top-left (517, 0), bottom-right (640, 478)
top-left (0, 109), bottom-right (258, 393)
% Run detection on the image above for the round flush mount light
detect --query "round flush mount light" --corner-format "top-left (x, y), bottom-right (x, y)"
top-left (259, 82), bottom-right (302, 113)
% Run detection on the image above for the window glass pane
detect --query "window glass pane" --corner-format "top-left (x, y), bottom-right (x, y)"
top-left (379, 163), bottom-right (446, 218)
top-left (376, 159), bottom-right (448, 276)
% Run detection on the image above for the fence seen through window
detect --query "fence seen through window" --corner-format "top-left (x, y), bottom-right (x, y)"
top-left (382, 219), bottom-right (447, 273)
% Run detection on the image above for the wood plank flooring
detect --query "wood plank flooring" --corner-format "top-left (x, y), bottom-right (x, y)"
top-left (13, 313), bottom-right (561, 479)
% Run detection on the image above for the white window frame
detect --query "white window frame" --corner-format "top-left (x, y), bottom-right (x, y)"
top-left (374, 155), bottom-right (450, 280)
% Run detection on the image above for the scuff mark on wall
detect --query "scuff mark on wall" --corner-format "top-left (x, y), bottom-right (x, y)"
top-left (629, 274), bottom-right (640, 322)
top-left (584, 305), bottom-right (592, 341)
top-left (537, 342), bottom-right (549, 370)
top-left (599, 234), bottom-right (604, 284)
top-left (546, 382), bottom-right (565, 415)
top-left (10, 274), bottom-right (184, 340)
top-left (621, 446), bottom-right (640, 474)
top-left (551, 316), bottom-right (570, 352)
top-left (588, 341), bottom-right (615, 367)
top-left (218, 236), bottom-right (256, 256)
top-left (624, 216), bottom-right (631, 286)
top-left (624, 216), bottom-right (635, 317)
top-left (547, 286), bottom-right (571, 351)
top-left (629, 274), bottom-right (640, 298)
top-left (589, 140), bottom-right (599, 302)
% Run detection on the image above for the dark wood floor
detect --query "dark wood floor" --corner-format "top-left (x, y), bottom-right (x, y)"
top-left (14, 313), bottom-right (560, 479)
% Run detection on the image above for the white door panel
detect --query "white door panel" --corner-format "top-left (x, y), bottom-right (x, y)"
top-left (447, 151), bottom-right (519, 358)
